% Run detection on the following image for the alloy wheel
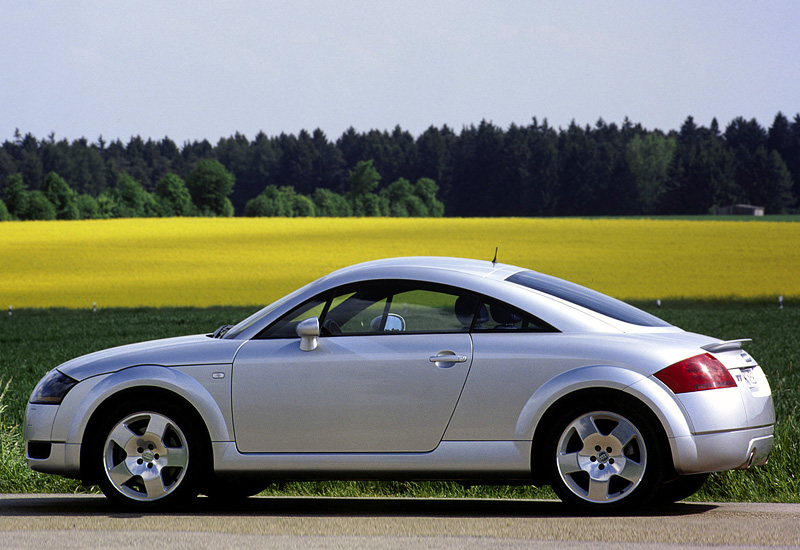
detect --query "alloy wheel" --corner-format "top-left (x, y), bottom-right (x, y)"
top-left (102, 411), bottom-right (190, 502)
top-left (554, 410), bottom-right (647, 504)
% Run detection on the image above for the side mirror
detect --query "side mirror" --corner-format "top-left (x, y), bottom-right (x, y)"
top-left (369, 313), bottom-right (406, 332)
top-left (296, 317), bottom-right (320, 351)
top-left (384, 313), bottom-right (406, 331)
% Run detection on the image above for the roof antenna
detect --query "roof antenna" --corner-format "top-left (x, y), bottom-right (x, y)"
top-left (491, 247), bottom-right (498, 266)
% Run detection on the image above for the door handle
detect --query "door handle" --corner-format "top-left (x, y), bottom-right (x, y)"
top-left (429, 353), bottom-right (468, 367)
top-left (429, 354), bottom-right (467, 363)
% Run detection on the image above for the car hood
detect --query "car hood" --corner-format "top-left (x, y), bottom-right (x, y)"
top-left (56, 334), bottom-right (243, 381)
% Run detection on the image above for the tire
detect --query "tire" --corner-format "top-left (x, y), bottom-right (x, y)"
top-left (656, 473), bottom-right (709, 504)
top-left (92, 399), bottom-right (204, 510)
top-left (202, 479), bottom-right (267, 500)
top-left (543, 397), bottom-right (665, 513)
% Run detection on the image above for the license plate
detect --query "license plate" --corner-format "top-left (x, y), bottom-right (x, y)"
top-left (737, 368), bottom-right (759, 387)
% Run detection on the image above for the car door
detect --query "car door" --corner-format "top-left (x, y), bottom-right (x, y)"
top-left (232, 281), bottom-right (476, 453)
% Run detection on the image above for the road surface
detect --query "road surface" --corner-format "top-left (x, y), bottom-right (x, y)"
top-left (1, 494), bottom-right (798, 549)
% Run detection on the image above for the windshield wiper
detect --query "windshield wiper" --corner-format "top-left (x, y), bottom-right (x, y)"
top-left (212, 325), bottom-right (234, 339)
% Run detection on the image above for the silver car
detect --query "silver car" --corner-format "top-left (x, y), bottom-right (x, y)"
top-left (24, 257), bottom-right (774, 512)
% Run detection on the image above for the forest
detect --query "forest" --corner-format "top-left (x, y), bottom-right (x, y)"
top-left (1, 112), bottom-right (799, 220)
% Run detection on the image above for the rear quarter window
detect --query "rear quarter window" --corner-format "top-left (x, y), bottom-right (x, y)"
top-left (506, 271), bottom-right (671, 328)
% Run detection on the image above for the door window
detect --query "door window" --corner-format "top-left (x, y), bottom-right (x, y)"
top-left (327, 282), bottom-right (469, 334)
top-left (258, 280), bottom-right (556, 339)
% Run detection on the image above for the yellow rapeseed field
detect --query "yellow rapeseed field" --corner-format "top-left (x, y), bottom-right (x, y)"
top-left (1, 217), bottom-right (799, 308)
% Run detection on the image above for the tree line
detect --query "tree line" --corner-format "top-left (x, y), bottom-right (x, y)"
top-left (0, 154), bottom-right (443, 221)
top-left (1, 112), bottom-right (799, 220)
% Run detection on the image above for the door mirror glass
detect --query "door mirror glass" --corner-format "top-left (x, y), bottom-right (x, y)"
top-left (369, 313), bottom-right (406, 332)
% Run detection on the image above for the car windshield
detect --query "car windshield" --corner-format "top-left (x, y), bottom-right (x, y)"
top-left (223, 283), bottom-right (316, 339)
top-left (506, 270), bottom-right (671, 328)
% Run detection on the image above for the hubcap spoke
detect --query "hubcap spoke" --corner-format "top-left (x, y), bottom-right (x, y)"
top-left (587, 478), bottom-right (610, 501)
top-left (609, 420), bottom-right (638, 449)
top-left (573, 415), bottom-right (600, 441)
top-left (618, 457), bottom-right (645, 483)
top-left (145, 414), bottom-right (170, 442)
top-left (108, 423), bottom-right (138, 453)
top-left (557, 451), bottom-right (583, 475)
top-left (108, 461), bottom-right (136, 488)
top-left (143, 473), bottom-right (169, 500)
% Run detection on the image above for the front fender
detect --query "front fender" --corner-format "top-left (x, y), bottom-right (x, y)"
top-left (52, 364), bottom-right (233, 446)
top-left (515, 364), bottom-right (693, 442)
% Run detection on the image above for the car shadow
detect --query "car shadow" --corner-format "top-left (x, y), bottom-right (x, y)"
top-left (0, 494), bottom-right (717, 519)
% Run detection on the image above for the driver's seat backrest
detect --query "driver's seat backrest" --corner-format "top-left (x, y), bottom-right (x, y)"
top-left (454, 295), bottom-right (489, 328)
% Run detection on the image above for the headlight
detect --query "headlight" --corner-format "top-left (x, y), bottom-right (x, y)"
top-left (30, 369), bottom-right (78, 405)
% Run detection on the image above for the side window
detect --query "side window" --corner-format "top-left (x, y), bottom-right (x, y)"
top-left (323, 281), bottom-right (472, 335)
top-left (333, 291), bottom-right (388, 335)
top-left (257, 280), bottom-right (556, 340)
top-left (386, 289), bottom-right (466, 333)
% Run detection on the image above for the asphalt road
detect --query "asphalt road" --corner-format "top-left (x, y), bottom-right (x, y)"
top-left (1, 494), bottom-right (799, 549)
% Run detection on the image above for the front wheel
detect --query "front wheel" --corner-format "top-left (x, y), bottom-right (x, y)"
top-left (544, 398), bottom-right (664, 512)
top-left (93, 400), bottom-right (203, 509)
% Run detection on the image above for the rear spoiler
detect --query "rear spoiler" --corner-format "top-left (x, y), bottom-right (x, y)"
top-left (701, 339), bottom-right (752, 353)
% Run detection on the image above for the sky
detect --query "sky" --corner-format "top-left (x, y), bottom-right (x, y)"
top-left (2, 1), bottom-right (799, 145)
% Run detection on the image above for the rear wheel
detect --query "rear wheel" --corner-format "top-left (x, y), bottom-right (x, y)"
top-left (544, 398), bottom-right (664, 512)
top-left (93, 400), bottom-right (203, 509)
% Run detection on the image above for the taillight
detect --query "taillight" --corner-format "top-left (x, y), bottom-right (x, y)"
top-left (654, 353), bottom-right (736, 393)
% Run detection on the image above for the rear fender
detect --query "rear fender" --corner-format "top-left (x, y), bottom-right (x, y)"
top-left (515, 365), bottom-right (693, 442)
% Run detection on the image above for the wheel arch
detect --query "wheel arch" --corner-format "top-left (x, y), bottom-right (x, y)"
top-left (517, 365), bottom-right (691, 485)
top-left (69, 365), bottom-right (227, 483)
top-left (530, 387), bottom-right (672, 483)
top-left (79, 384), bottom-right (214, 484)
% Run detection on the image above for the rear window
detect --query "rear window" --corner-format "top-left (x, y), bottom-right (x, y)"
top-left (506, 271), bottom-right (671, 328)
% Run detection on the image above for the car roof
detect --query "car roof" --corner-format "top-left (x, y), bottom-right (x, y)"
top-left (325, 256), bottom-right (525, 282)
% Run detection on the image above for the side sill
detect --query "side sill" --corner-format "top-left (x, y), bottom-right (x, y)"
top-left (212, 440), bottom-right (533, 480)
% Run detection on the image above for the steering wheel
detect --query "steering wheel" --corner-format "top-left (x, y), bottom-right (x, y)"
top-left (322, 318), bottom-right (342, 336)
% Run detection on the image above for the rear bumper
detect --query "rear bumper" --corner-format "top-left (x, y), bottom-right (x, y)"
top-left (671, 425), bottom-right (773, 475)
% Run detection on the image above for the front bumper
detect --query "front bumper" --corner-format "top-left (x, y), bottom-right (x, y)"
top-left (24, 402), bottom-right (82, 478)
top-left (671, 425), bottom-right (773, 475)
top-left (25, 441), bottom-right (82, 478)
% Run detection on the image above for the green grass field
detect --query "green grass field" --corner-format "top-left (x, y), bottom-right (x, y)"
top-left (1, 302), bottom-right (797, 501)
